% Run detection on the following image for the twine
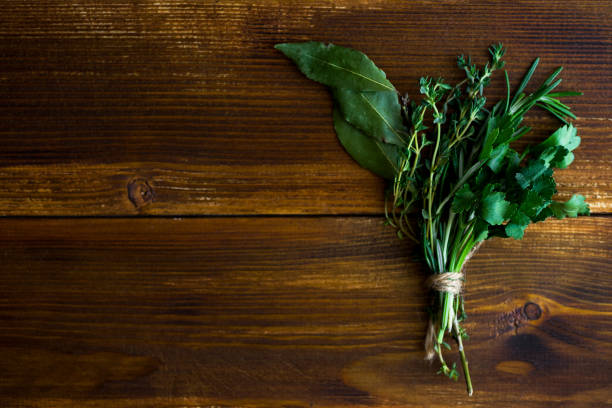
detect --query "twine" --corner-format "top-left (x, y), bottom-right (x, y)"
top-left (424, 272), bottom-right (463, 360)
top-left (424, 242), bottom-right (482, 360)
top-left (426, 272), bottom-right (464, 294)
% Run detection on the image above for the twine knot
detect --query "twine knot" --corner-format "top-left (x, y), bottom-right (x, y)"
top-left (424, 271), bottom-right (464, 360)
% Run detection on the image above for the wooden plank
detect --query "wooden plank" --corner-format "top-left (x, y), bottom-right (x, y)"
top-left (0, 0), bottom-right (610, 215)
top-left (0, 216), bottom-right (610, 407)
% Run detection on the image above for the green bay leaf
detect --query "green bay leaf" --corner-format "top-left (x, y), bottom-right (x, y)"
top-left (332, 107), bottom-right (400, 180)
top-left (275, 42), bottom-right (395, 92)
top-left (333, 88), bottom-right (408, 147)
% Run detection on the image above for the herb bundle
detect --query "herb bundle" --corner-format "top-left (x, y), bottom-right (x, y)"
top-left (275, 41), bottom-right (589, 395)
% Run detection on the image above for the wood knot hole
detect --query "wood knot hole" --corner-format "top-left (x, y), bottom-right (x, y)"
top-left (127, 178), bottom-right (155, 208)
top-left (523, 302), bottom-right (542, 321)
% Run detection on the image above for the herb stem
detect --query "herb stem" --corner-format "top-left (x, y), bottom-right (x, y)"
top-left (442, 211), bottom-right (456, 265)
top-left (435, 161), bottom-right (483, 216)
top-left (427, 108), bottom-right (443, 252)
top-left (504, 70), bottom-right (511, 114)
top-left (454, 318), bottom-right (473, 396)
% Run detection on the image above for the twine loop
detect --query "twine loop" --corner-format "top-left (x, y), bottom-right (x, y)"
top-left (426, 272), bottom-right (464, 295)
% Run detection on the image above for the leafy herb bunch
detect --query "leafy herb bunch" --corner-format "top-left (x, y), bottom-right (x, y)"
top-left (275, 41), bottom-right (589, 395)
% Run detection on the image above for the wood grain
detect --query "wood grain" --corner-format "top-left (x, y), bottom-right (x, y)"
top-left (1, 1), bottom-right (611, 407)
top-left (0, 0), bottom-right (610, 215)
top-left (1, 216), bottom-right (610, 407)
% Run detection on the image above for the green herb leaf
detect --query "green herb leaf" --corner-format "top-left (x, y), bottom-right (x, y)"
top-left (333, 88), bottom-right (408, 146)
top-left (452, 183), bottom-right (477, 214)
top-left (275, 42), bottom-right (395, 92)
top-left (515, 159), bottom-right (552, 189)
top-left (473, 219), bottom-right (490, 242)
top-left (520, 190), bottom-right (550, 219)
top-left (532, 175), bottom-right (557, 198)
top-left (487, 143), bottom-right (509, 173)
top-left (550, 194), bottom-right (590, 218)
top-left (480, 191), bottom-right (511, 225)
top-left (534, 124), bottom-right (580, 169)
top-left (505, 207), bottom-right (531, 239)
top-left (479, 132), bottom-right (497, 162)
top-left (332, 107), bottom-right (401, 179)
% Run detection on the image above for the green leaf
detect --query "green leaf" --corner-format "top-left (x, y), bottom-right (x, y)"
top-left (505, 223), bottom-right (526, 239)
top-left (535, 124), bottom-right (580, 169)
top-left (510, 57), bottom-right (539, 107)
top-left (479, 126), bottom-right (499, 161)
top-left (503, 148), bottom-right (521, 175)
top-left (452, 183), bottom-right (477, 214)
top-left (480, 191), bottom-right (511, 225)
top-left (544, 125), bottom-right (580, 150)
top-left (519, 190), bottom-right (550, 219)
top-left (275, 42), bottom-right (395, 92)
top-left (550, 194), bottom-right (590, 218)
top-left (487, 143), bottom-right (508, 173)
top-left (532, 175), bottom-right (557, 199)
top-left (532, 206), bottom-right (553, 222)
top-left (473, 219), bottom-right (490, 242)
top-left (515, 159), bottom-right (552, 189)
top-left (505, 208), bottom-right (530, 239)
top-left (538, 146), bottom-right (560, 166)
top-left (332, 107), bottom-right (401, 179)
top-left (333, 88), bottom-right (408, 146)
top-left (553, 147), bottom-right (574, 169)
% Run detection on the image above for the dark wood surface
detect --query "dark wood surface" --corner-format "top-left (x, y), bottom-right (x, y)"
top-left (1, 1), bottom-right (610, 407)
top-left (1, 217), bottom-right (611, 407)
top-left (1, 0), bottom-right (610, 215)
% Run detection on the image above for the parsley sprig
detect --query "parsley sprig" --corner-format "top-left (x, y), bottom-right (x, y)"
top-left (276, 41), bottom-right (589, 395)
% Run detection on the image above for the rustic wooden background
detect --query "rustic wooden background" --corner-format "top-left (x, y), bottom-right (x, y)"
top-left (1, 1), bottom-right (610, 407)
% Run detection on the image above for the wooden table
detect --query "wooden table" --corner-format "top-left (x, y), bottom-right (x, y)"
top-left (1, 1), bottom-right (610, 407)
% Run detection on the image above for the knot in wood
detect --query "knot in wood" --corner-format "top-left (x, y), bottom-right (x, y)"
top-left (523, 302), bottom-right (542, 320)
top-left (127, 178), bottom-right (155, 208)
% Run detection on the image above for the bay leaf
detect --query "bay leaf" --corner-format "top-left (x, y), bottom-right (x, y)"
top-left (275, 42), bottom-right (395, 92)
top-left (333, 107), bottom-right (400, 180)
top-left (333, 88), bottom-right (408, 147)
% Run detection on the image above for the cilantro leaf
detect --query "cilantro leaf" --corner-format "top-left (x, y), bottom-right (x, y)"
top-left (480, 191), bottom-right (511, 225)
top-left (534, 124), bottom-right (580, 169)
top-left (515, 159), bottom-right (552, 189)
top-left (520, 190), bottom-right (550, 219)
top-left (452, 183), bottom-right (477, 214)
top-left (550, 194), bottom-right (590, 218)
top-left (505, 208), bottom-right (531, 239)
top-left (532, 174), bottom-right (557, 199)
